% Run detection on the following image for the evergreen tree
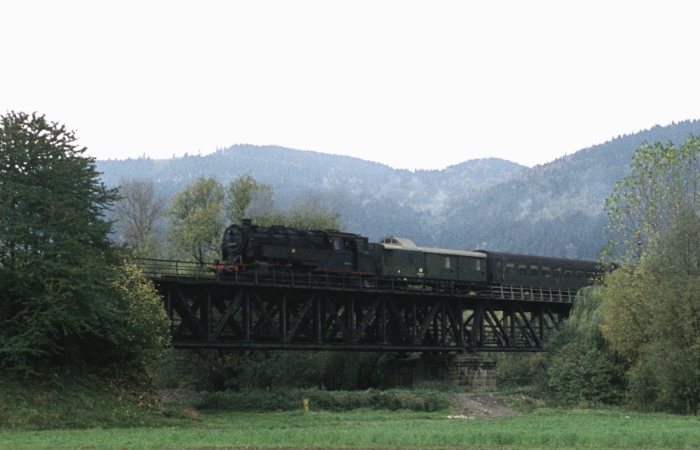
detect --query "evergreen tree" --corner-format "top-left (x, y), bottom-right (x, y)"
top-left (0, 112), bottom-right (168, 375)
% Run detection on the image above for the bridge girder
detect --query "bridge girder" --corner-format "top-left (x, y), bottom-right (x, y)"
top-left (157, 279), bottom-right (571, 352)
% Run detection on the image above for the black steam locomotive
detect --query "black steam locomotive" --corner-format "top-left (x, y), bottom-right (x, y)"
top-left (220, 219), bottom-right (375, 273)
top-left (217, 220), bottom-right (602, 293)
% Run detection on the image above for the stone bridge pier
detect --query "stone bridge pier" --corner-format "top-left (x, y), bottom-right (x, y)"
top-left (385, 354), bottom-right (497, 389)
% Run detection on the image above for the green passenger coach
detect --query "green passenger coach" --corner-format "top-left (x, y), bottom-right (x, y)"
top-left (371, 237), bottom-right (488, 284)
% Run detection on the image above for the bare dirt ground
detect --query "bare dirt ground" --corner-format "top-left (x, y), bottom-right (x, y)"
top-left (159, 388), bottom-right (204, 403)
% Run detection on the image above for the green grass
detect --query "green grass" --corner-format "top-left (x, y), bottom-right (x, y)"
top-left (0, 371), bottom-right (170, 430)
top-left (1, 408), bottom-right (699, 449)
top-left (2, 376), bottom-right (699, 449)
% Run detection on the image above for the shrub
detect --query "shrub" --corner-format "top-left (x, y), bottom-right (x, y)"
top-left (196, 388), bottom-right (452, 412)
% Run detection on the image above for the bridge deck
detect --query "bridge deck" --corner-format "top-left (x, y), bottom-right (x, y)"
top-left (137, 258), bottom-right (579, 304)
top-left (138, 259), bottom-right (578, 352)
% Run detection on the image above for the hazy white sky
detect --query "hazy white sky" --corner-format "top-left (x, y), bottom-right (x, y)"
top-left (2, 1), bottom-right (699, 170)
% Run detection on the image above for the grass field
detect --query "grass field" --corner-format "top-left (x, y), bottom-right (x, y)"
top-left (1, 407), bottom-right (699, 449)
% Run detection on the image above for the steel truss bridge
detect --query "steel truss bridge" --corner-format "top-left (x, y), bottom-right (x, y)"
top-left (138, 259), bottom-right (579, 353)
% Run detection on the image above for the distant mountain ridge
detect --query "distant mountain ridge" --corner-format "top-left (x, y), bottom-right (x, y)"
top-left (437, 120), bottom-right (700, 258)
top-left (97, 147), bottom-right (525, 245)
top-left (97, 119), bottom-right (700, 259)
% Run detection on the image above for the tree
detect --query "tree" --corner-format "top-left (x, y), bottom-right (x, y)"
top-left (598, 135), bottom-right (700, 413)
top-left (0, 111), bottom-right (169, 375)
top-left (224, 173), bottom-right (274, 224)
top-left (166, 174), bottom-right (343, 266)
top-left (166, 176), bottom-right (225, 264)
top-left (602, 136), bottom-right (700, 265)
top-left (282, 197), bottom-right (342, 230)
top-left (114, 179), bottom-right (166, 258)
top-left (600, 211), bottom-right (700, 413)
top-left (108, 262), bottom-right (170, 365)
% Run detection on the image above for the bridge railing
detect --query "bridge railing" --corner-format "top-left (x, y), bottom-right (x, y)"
top-left (134, 258), bottom-right (579, 303)
top-left (136, 258), bottom-right (217, 281)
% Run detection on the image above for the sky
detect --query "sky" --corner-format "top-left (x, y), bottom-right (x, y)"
top-left (2, 1), bottom-right (699, 171)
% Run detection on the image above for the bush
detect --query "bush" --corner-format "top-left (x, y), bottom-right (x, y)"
top-left (196, 388), bottom-right (452, 412)
top-left (496, 353), bottom-right (548, 388)
top-left (546, 342), bottom-right (624, 405)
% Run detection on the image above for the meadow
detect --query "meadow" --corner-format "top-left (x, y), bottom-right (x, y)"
top-left (1, 407), bottom-right (699, 449)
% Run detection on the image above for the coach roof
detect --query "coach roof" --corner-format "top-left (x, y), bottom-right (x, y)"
top-left (377, 237), bottom-right (486, 259)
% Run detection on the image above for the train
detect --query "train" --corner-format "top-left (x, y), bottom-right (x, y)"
top-left (216, 219), bottom-right (602, 292)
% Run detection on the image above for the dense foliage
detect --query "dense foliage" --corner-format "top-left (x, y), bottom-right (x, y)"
top-left (0, 112), bottom-right (169, 376)
top-left (546, 135), bottom-right (700, 414)
top-left (196, 387), bottom-right (451, 412)
top-left (600, 136), bottom-right (700, 414)
top-left (600, 216), bottom-right (700, 413)
top-left (545, 287), bottom-right (625, 405)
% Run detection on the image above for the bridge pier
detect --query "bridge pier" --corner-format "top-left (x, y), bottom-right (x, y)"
top-left (385, 354), bottom-right (496, 389)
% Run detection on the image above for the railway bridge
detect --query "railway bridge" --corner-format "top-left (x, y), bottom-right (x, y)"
top-left (138, 259), bottom-right (578, 353)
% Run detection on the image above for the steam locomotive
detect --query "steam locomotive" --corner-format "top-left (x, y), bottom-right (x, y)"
top-left (217, 219), bottom-right (602, 293)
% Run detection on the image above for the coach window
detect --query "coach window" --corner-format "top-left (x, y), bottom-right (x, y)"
top-left (445, 257), bottom-right (451, 269)
top-left (518, 264), bottom-right (527, 275)
top-left (576, 271), bottom-right (584, 279)
top-left (553, 268), bottom-right (562, 278)
top-left (476, 259), bottom-right (482, 272)
top-left (505, 263), bottom-right (515, 274)
top-left (542, 266), bottom-right (550, 277)
top-left (530, 265), bottom-right (539, 275)
top-left (564, 270), bottom-right (573, 278)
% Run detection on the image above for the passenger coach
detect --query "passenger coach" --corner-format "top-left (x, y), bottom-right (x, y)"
top-left (371, 237), bottom-right (487, 284)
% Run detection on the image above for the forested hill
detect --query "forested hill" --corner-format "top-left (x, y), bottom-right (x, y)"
top-left (436, 120), bottom-right (700, 258)
top-left (97, 119), bottom-right (700, 259)
top-left (97, 148), bottom-right (525, 245)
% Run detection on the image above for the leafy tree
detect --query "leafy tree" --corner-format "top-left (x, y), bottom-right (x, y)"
top-left (166, 175), bottom-right (343, 264)
top-left (602, 136), bottom-right (700, 265)
top-left (601, 212), bottom-right (700, 413)
top-left (0, 111), bottom-right (169, 375)
top-left (106, 262), bottom-right (170, 365)
top-left (598, 135), bottom-right (700, 413)
top-left (166, 176), bottom-right (225, 263)
top-left (224, 173), bottom-right (274, 224)
top-left (282, 197), bottom-right (342, 229)
top-left (114, 179), bottom-right (166, 258)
